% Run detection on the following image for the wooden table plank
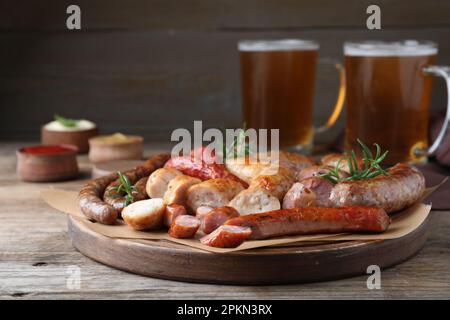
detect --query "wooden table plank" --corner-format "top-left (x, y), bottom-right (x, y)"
top-left (0, 141), bottom-right (449, 299)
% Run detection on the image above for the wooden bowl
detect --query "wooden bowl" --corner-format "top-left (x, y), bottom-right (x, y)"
top-left (17, 144), bottom-right (79, 182)
top-left (42, 126), bottom-right (98, 154)
top-left (88, 134), bottom-right (143, 163)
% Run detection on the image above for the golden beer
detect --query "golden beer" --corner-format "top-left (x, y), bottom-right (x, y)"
top-left (239, 40), bottom-right (319, 150)
top-left (344, 41), bottom-right (437, 164)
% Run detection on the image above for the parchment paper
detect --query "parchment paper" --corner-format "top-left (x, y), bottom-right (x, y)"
top-left (41, 181), bottom-right (445, 253)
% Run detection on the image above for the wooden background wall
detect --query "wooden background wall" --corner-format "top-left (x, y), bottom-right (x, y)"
top-left (1, 0), bottom-right (450, 143)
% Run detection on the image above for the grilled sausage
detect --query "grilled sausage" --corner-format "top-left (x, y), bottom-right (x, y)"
top-left (282, 177), bottom-right (334, 209)
top-left (78, 153), bottom-right (170, 224)
top-left (329, 163), bottom-right (425, 213)
top-left (296, 165), bottom-right (349, 181)
top-left (225, 206), bottom-right (390, 240)
top-left (225, 151), bottom-right (314, 184)
top-left (278, 151), bottom-right (316, 172)
top-left (284, 163), bottom-right (424, 214)
top-left (163, 175), bottom-right (201, 207)
top-left (227, 151), bottom-right (308, 216)
top-left (228, 166), bottom-right (293, 215)
top-left (146, 168), bottom-right (183, 198)
top-left (163, 204), bottom-right (188, 228)
top-left (78, 173), bottom-right (120, 224)
top-left (141, 153), bottom-right (172, 173)
top-left (168, 215), bottom-right (201, 239)
top-left (186, 178), bottom-right (244, 212)
top-left (200, 225), bottom-right (252, 248)
top-left (229, 188), bottom-right (280, 215)
top-left (164, 148), bottom-right (247, 187)
top-left (103, 176), bottom-right (149, 212)
top-left (201, 206), bottom-right (240, 234)
top-left (195, 206), bottom-right (214, 220)
top-left (320, 153), bottom-right (363, 173)
top-left (122, 198), bottom-right (166, 231)
top-left (223, 159), bottom-right (267, 185)
top-left (249, 166), bottom-right (296, 200)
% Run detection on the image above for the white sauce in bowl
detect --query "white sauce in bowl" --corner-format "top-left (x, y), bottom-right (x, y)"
top-left (44, 120), bottom-right (96, 132)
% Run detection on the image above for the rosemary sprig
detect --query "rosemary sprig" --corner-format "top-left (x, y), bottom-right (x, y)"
top-left (223, 123), bottom-right (251, 161)
top-left (112, 171), bottom-right (136, 206)
top-left (54, 114), bottom-right (78, 127)
top-left (320, 139), bottom-right (389, 184)
top-left (320, 158), bottom-right (343, 184)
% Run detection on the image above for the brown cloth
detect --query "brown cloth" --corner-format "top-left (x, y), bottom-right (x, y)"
top-left (417, 163), bottom-right (450, 211)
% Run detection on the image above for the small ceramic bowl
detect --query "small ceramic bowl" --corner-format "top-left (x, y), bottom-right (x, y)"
top-left (41, 125), bottom-right (98, 154)
top-left (88, 133), bottom-right (143, 163)
top-left (17, 144), bottom-right (79, 182)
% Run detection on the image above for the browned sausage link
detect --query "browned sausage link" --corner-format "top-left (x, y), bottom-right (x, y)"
top-left (102, 162), bottom-right (157, 212)
top-left (104, 176), bottom-right (149, 212)
top-left (282, 177), bottom-right (334, 209)
top-left (225, 206), bottom-right (390, 240)
top-left (164, 204), bottom-right (188, 228)
top-left (202, 206), bottom-right (240, 234)
top-left (249, 167), bottom-right (296, 200)
top-left (78, 153), bottom-right (170, 224)
top-left (168, 215), bottom-right (200, 239)
top-left (78, 172), bottom-right (120, 224)
top-left (142, 153), bottom-right (172, 172)
top-left (200, 225), bottom-right (252, 248)
top-left (320, 153), bottom-right (364, 173)
top-left (329, 163), bottom-right (425, 213)
top-left (296, 165), bottom-right (349, 182)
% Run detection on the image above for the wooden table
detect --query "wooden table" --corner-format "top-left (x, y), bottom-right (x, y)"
top-left (1, 141), bottom-right (449, 299)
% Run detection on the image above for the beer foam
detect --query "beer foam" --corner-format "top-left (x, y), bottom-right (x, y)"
top-left (238, 39), bottom-right (319, 51)
top-left (344, 40), bottom-right (438, 56)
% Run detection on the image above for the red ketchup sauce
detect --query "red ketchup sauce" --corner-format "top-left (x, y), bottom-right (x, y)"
top-left (22, 145), bottom-right (75, 155)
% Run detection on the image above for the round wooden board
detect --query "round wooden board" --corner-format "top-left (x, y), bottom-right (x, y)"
top-left (68, 215), bottom-right (428, 285)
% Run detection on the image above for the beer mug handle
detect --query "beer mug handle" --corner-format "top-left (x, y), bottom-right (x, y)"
top-left (415, 65), bottom-right (450, 156)
top-left (314, 64), bottom-right (346, 133)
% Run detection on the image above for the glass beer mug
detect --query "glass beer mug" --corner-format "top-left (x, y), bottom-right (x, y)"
top-left (343, 40), bottom-right (450, 164)
top-left (239, 39), bottom-right (345, 153)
